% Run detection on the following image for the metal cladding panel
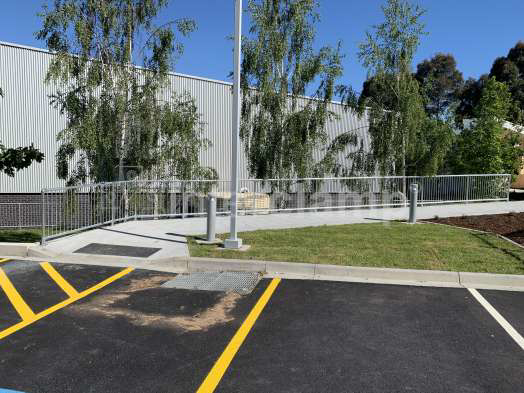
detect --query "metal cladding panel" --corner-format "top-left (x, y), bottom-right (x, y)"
top-left (0, 43), bottom-right (69, 193)
top-left (1, 41), bottom-right (370, 193)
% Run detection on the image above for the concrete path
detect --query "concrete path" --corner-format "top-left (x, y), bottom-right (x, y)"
top-left (41, 201), bottom-right (524, 259)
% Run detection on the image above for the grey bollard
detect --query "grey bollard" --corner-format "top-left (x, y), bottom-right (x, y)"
top-left (409, 183), bottom-right (418, 224)
top-left (207, 193), bottom-right (217, 242)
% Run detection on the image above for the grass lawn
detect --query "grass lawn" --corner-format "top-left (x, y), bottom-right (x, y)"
top-left (0, 228), bottom-right (42, 243)
top-left (189, 222), bottom-right (524, 275)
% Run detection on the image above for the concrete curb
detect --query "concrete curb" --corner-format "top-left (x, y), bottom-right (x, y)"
top-left (1, 241), bottom-right (524, 291)
top-left (0, 242), bottom-right (38, 257)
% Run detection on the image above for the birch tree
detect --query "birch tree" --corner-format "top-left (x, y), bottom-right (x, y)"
top-left (240, 0), bottom-right (343, 179)
top-left (36, 0), bottom-right (201, 184)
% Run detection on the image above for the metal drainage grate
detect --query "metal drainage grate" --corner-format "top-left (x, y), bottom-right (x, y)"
top-left (161, 272), bottom-right (261, 294)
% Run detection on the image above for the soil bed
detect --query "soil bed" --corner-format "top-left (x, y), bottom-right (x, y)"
top-left (428, 212), bottom-right (524, 245)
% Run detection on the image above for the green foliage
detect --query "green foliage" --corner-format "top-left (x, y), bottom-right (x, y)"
top-left (156, 92), bottom-right (217, 180)
top-left (36, 0), bottom-right (205, 184)
top-left (450, 77), bottom-right (523, 175)
top-left (0, 86), bottom-right (45, 176)
top-left (324, 0), bottom-right (452, 178)
top-left (415, 53), bottom-right (463, 120)
top-left (489, 41), bottom-right (524, 125)
top-left (356, 0), bottom-right (451, 176)
top-left (455, 75), bottom-right (488, 126)
top-left (239, 0), bottom-right (343, 179)
top-left (0, 143), bottom-right (45, 177)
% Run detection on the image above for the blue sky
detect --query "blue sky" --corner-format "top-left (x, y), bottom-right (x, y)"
top-left (1, 0), bottom-right (523, 93)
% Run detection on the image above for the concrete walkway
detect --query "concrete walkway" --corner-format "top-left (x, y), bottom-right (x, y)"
top-left (37, 200), bottom-right (524, 259)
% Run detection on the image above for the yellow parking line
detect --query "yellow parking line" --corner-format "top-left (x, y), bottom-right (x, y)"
top-left (0, 258), bottom-right (10, 264)
top-left (0, 267), bottom-right (36, 322)
top-left (0, 267), bottom-right (134, 340)
top-left (40, 262), bottom-right (79, 298)
top-left (196, 277), bottom-right (281, 393)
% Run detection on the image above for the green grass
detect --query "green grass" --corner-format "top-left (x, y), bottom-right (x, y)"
top-left (0, 228), bottom-right (42, 243)
top-left (189, 222), bottom-right (524, 275)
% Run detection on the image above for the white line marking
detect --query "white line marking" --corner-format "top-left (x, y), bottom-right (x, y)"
top-left (468, 288), bottom-right (524, 350)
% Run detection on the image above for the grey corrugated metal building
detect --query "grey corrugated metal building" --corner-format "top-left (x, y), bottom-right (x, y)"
top-left (0, 41), bottom-right (370, 195)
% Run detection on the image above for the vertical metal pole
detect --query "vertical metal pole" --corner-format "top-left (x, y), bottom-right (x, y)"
top-left (466, 176), bottom-right (470, 203)
top-left (225, 0), bottom-right (243, 249)
top-left (252, 181), bottom-right (257, 213)
top-left (409, 183), bottom-right (418, 224)
top-left (507, 174), bottom-right (511, 201)
top-left (207, 193), bottom-right (217, 242)
top-left (182, 181), bottom-right (187, 219)
top-left (41, 190), bottom-right (46, 245)
top-left (111, 184), bottom-right (115, 225)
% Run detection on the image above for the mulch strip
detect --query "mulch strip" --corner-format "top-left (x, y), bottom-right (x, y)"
top-left (427, 212), bottom-right (524, 246)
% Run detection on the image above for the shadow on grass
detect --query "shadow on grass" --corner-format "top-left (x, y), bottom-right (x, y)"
top-left (471, 232), bottom-right (524, 271)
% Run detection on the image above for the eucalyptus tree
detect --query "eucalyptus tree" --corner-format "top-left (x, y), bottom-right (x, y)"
top-left (414, 53), bottom-right (463, 121)
top-left (0, 87), bottom-right (45, 177)
top-left (36, 0), bottom-right (201, 185)
top-left (489, 42), bottom-right (524, 125)
top-left (239, 0), bottom-right (343, 180)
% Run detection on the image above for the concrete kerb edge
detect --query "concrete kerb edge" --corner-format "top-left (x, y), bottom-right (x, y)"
top-left (2, 242), bottom-right (524, 290)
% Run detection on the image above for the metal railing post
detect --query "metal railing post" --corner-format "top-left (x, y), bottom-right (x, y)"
top-left (182, 181), bottom-right (187, 219)
top-left (41, 190), bottom-right (46, 245)
top-left (466, 176), bottom-right (470, 203)
top-left (507, 174), bottom-right (511, 201)
top-left (409, 183), bottom-right (418, 224)
top-left (111, 184), bottom-right (115, 225)
top-left (207, 193), bottom-right (217, 242)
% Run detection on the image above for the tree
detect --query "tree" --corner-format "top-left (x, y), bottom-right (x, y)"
top-left (36, 0), bottom-right (208, 185)
top-left (415, 53), bottom-right (463, 120)
top-left (155, 93), bottom-right (217, 180)
top-left (239, 0), bottom-right (343, 179)
top-left (455, 75), bottom-right (488, 126)
top-left (358, 0), bottom-right (425, 177)
top-left (357, 74), bottom-right (397, 110)
top-left (323, 0), bottom-right (453, 178)
top-left (489, 41), bottom-right (524, 125)
top-left (357, 0), bottom-right (452, 177)
top-left (0, 87), bottom-right (45, 177)
top-left (450, 77), bottom-right (523, 175)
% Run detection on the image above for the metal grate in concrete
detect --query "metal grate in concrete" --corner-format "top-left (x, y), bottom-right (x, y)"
top-left (161, 272), bottom-right (261, 294)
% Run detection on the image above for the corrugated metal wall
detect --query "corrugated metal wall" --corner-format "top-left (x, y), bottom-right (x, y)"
top-left (0, 41), bottom-right (370, 193)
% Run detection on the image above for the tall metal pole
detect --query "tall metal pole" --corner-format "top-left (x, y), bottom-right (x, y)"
top-left (224, 0), bottom-right (243, 249)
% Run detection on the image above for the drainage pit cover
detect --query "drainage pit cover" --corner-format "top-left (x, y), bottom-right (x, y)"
top-left (161, 272), bottom-right (261, 294)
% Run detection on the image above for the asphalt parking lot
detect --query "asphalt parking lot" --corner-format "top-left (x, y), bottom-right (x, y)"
top-left (0, 258), bottom-right (523, 393)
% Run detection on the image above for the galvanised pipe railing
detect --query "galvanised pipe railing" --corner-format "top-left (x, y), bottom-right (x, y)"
top-left (40, 174), bottom-right (511, 245)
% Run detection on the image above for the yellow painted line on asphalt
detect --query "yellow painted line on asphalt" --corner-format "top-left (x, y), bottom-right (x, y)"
top-left (0, 258), bottom-right (10, 264)
top-left (196, 277), bottom-right (281, 393)
top-left (0, 267), bottom-right (36, 322)
top-left (0, 267), bottom-right (134, 340)
top-left (40, 262), bottom-right (79, 298)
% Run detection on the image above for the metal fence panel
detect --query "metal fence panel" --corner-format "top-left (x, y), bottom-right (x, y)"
top-left (39, 174), bottom-right (511, 244)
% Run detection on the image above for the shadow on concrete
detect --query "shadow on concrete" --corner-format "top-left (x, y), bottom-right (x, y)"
top-left (166, 232), bottom-right (207, 241)
top-left (166, 232), bottom-right (207, 242)
top-left (363, 217), bottom-right (398, 222)
top-left (100, 228), bottom-right (187, 245)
